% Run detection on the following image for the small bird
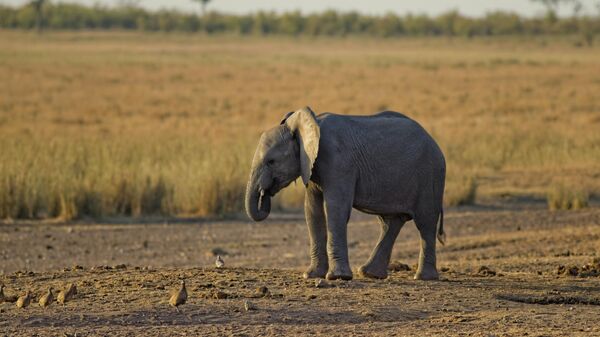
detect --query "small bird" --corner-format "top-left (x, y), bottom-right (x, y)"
top-left (315, 279), bottom-right (328, 288)
top-left (39, 287), bottom-right (54, 308)
top-left (215, 255), bottom-right (225, 268)
top-left (57, 289), bottom-right (67, 305)
top-left (169, 280), bottom-right (187, 311)
top-left (244, 300), bottom-right (256, 311)
top-left (57, 283), bottom-right (77, 305)
top-left (0, 285), bottom-right (18, 303)
top-left (66, 283), bottom-right (77, 296)
top-left (16, 291), bottom-right (31, 308)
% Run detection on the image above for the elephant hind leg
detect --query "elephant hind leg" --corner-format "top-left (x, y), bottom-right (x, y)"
top-left (359, 214), bottom-right (409, 279)
top-left (414, 214), bottom-right (440, 281)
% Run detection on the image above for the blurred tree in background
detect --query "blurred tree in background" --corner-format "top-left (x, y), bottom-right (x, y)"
top-left (31, 0), bottom-right (45, 33)
top-left (530, 0), bottom-right (599, 44)
top-left (0, 1), bottom-right (598, 41)
top-left (192, 0), bottom-right (211, 16)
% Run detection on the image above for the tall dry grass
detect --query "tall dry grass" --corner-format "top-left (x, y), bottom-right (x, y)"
top-left (1, 32), bottom-right (599, 219)
top-left (444, 177), bottom-right (478, 207)
top-left (0, 136), bottom-right (251, 219)
top-left (547, 181), bottom-right (589, 211)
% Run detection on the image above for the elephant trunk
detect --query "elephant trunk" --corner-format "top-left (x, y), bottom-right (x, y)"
top-left (245, 170), bottom-right (271, 222)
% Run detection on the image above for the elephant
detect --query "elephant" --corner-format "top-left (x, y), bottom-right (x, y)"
top-left (245, 106), bottom-right (446, 281)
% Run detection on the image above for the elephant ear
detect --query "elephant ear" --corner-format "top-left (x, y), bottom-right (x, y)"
top-left (284, 106), bottom-right (320, 186)
top-left (280, 111), bottom-right (294, 125)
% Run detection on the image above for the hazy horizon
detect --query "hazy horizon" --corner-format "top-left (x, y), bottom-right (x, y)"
top-left (2, 0), bottom-right (599, 17)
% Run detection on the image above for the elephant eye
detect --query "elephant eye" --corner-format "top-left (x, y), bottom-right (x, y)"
top-left (267, 159), bottom-right (275, 166)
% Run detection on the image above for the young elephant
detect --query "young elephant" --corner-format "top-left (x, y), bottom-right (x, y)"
top-left (245, 107), bottom-right (446, 281)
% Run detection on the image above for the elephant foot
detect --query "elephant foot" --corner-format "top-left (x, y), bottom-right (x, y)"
top-left (326, 263), bottom-right (353, 281)
top-left (303, 264), bottom-right (328, 279)
top-left (414, 266), bottom-right (439, 281)
top-left (358, 263), bottom-right (388, 279)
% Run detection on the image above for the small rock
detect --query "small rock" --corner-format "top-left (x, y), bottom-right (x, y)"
top-left (256, 286), bottom-right (269, 296)
top-left (557, 265), bottom-right (581, 276)
top-left (213, 290), bottom-right (228, 299)
top-left (361, 309), bottom-right (376, 317)
top-left (477, 266), bottom-right (496, 276)
top-left (307, 294), bottom-right (317, 300)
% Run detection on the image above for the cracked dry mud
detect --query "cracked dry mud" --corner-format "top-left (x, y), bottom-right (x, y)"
top-left (1, 203), bottom-right (600, 336)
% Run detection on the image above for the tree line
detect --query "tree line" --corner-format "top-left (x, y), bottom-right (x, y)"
top-left (0, 2), bottom-right (599, 41)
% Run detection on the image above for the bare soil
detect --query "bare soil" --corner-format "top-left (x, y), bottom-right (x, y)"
top-left (1, 202), bottom-right (600, 336)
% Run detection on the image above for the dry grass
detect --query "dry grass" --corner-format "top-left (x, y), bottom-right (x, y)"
top-left (1, 31), bottom-right (599, 219)
top-left (273, 181), bottom-right (306, 212)
top-left (547, 182), bottom-right (589, 211)
top-left (445, 177), bottom-right (478, 207)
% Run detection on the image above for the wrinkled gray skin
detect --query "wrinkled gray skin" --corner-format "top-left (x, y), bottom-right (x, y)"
top-left (245, 107), bottom-right (446, 281)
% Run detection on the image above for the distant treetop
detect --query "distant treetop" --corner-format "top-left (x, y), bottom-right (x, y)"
top-left (0, 1), bottom-right (598, 39)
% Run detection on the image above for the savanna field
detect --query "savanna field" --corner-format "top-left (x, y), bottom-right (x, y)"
top-left (2, 32), bottom-right (600, 336)
top-left (1, 31), bottom-right (599, 219)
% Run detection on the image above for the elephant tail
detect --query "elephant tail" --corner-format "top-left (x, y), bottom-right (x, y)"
top-left (436, 208), bottom-right (446, 245)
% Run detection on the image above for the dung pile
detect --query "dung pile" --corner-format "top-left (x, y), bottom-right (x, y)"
top-left (475, 266), bottom-right (496, 277)
top-left (388, 261), bottom-right (411, 272)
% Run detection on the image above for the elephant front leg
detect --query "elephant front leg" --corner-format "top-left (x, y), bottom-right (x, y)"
top-left (359, 215), bottom-right (408, 279)
top-left (303, 183), bottom-right (328, 279)
top-left (323, 188), bottom-right (354, 281)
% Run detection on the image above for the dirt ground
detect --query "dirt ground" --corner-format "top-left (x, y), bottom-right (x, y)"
top-left (1, 201), bottom-right (600, 336)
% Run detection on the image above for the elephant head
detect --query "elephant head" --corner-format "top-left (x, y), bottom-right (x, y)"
top-left (245, 107), bottom-right (320, 221)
